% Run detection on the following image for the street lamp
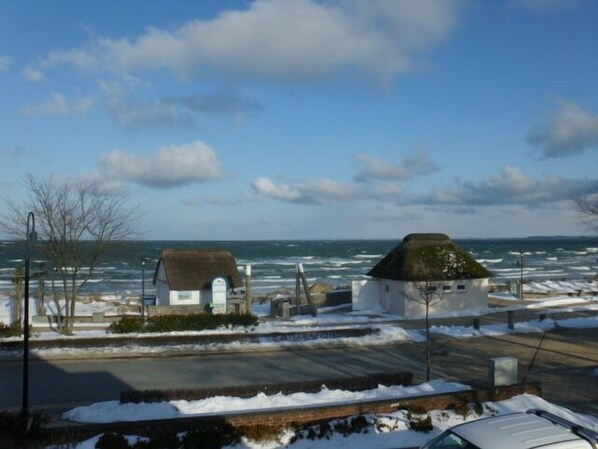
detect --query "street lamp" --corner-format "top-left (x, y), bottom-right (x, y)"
top-left (517, 251), bottom-right (525, 302)
top-left (22, 212), bottom-right (37, 428)
top-left (140, 258), bottom-right (148, 318)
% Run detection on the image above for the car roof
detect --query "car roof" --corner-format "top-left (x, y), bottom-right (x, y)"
top-left (450, 413), bottom-right (584, 449)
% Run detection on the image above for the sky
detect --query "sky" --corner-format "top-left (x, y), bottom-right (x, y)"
top-left (1, 0), bottom-right (597, 241)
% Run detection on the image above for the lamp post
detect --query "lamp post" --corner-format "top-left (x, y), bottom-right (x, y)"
top-left (22, 212), bottom-right (37, 428)
top-left (517, 251), bottom-right (525, 302)
top-left (141, 258), bottom-right (147, 318)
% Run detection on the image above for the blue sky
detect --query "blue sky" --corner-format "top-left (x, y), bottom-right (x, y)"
top-left (1, 0), bottom-right (597, 240)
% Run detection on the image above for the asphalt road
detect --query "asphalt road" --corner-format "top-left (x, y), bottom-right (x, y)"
top-left (0, 327), bottom-right (596, 415)
top-left (0, 344), bottom-right (424, 410)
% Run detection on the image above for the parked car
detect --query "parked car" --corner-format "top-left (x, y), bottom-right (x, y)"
top-left (421, 409), bottom-right (598, 449)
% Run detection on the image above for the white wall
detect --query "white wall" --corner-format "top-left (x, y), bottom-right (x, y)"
top-left (380, 280), bottom-right (406, 316)
top-left (403, 278), bottom-right (489, 318)
top-left (155, 264), bottom-right (170, 306)
top-left (351, 279), bottom-right (381, 311)
top-left (358, 277), bottom-right (489, 318)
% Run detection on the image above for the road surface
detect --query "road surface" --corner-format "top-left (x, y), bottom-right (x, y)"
top-left (0, 327), bottom-right (596, 415)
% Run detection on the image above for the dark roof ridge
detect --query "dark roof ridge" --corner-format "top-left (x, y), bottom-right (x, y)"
top-left (368, 233), bottom-right (492, 281)
top-left (156, 248), bottom-right (242, 290)
top-left (403, 233), bottom-right (450, 242)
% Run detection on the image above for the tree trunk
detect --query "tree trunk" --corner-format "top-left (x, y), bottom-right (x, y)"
top-left (425, 307), bottom-right (431, 382)
top-left (14, 269), bottom-right (23, 327)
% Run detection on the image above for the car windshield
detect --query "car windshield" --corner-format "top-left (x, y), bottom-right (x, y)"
top-left (422, 430), bottom-right (481, 449)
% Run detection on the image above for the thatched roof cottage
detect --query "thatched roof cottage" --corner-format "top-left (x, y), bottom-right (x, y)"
top-left (353, 233), bottom-right (491, 317)
top-left (153, 249), bottom-right (242, 309)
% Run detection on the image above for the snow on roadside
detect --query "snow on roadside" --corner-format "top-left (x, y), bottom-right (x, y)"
top-left (431, 315), bottom-right (598, 339)
top-left (59, 392), bottom-right (598, 449)
top-left (63, 380), bottom-right (471, 424)
top-left (7, 314), bottom-right (597, 359)
top-left (1, 294), bottom-right (596, 360)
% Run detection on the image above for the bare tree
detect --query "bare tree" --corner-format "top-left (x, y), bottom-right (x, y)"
top-left (406, 261), bottom-right (446, 382)
top-left (574, 181), bottom-right (598, 232)
top-left (1, 175), bottom-right (139, 334)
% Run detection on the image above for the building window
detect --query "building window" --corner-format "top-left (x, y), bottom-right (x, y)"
top-left (456, 284), bottom-right (467, 293)
top-left (443, 285), bottom-right (452, 293)
top-left (177, 291), bottom-right (193, 301)
top-left (385, 285), bottom-right (390, 293)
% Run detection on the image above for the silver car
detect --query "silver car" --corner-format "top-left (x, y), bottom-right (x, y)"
top-left (421, 409), bottom-right (598, 449)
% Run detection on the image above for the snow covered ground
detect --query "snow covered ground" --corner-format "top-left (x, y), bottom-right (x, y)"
top-left (59, 388), bottom-right (598, 449)
top-left (0, 292), bottom-right (595, 448)
top-left (1, 294), bottom-right (597, 359)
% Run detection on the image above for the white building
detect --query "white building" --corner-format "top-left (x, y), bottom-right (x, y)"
top-left (353, 234), bottom-right (491, 317)
top-left (153, 249), bottom-right (242, 310)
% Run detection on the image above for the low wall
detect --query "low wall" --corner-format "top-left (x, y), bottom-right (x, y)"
top-left (39, 382), bottom-right (541, 442)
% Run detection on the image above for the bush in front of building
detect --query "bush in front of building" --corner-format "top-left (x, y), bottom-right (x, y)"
top-left (108, 316), bottom-right (145, 334)
top-left (108, 313), bottom-right (258, 334)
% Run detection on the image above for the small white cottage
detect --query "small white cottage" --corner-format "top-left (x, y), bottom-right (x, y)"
top-left (352, 233), bottom-right (491, 317)
top-left (153, 249), bottom-right (242, 310)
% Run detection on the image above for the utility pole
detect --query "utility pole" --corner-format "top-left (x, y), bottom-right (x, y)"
top-left (517, 251), bottom-right (525, 302)
top-left (245, 264), bottom-right (252, 314)
top-left (22, 211), bottom-right (37, 431)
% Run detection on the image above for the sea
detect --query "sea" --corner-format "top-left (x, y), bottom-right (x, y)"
top-left (0, 237), bottom-right (597, 299)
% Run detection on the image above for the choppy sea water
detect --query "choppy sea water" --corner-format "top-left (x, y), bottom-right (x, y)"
top-left (0, 238), bottom-right (596, 298)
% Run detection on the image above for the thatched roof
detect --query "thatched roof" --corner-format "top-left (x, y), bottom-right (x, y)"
top-left (155, 249), bottom-right (242, 290)
top-left (368, 233), bottom-right (491, 281)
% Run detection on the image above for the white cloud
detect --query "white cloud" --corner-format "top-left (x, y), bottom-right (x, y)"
top-left (250, 177), bottom-right (354, 204)
top-left (98, 140), bottom-right (224, 188)
top-left (527, 100), bottom-right (598, 158)
top-left (22, 67), bottom-right (45, 81)
top-left (20, 93), bottom-right (95, 117)
top-left (0, 55), bottom-right (13, 72)
top-left (416, 165), bottom-right (593, 206)
top-left (354, 149), bottom-right (438, 182)
top-left (41, 0), bottom-right (464, 81)
top-left (250, 177), bottom-right (301, 202)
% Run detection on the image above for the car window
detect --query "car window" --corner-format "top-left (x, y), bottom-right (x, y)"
top-left (422, 431), bottom-right (481, 449)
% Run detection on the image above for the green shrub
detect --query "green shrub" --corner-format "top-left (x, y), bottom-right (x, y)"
top-left (133, 432), bottom-right (180, 449)
top-left (109, 313), bottom-right (258, 334)
top-left (108, 316), bottom-right (145, 334)
top-left (96, 432), bottom-right (131, 449)
top-left (408, 414), bottom-right (433, 433)
top-left (224, 313), bottom-right (259, 328)
top-left (181, 422), bottom-right (241, 449)
top-left (351, 415), bottom-right (370, 434)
